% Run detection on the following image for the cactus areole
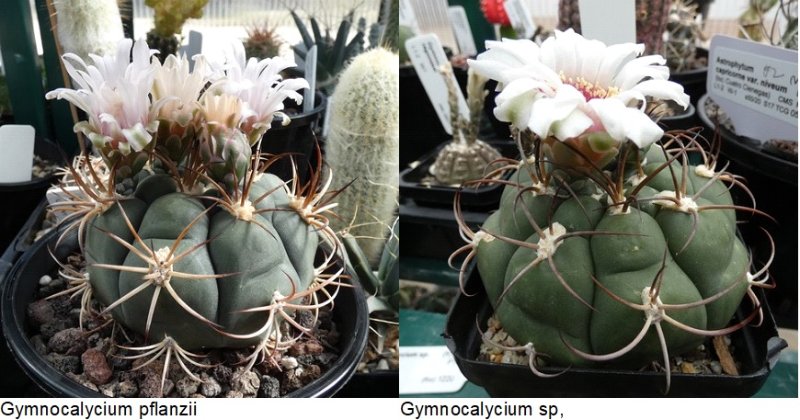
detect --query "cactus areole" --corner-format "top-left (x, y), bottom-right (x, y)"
top-left (46, 38), bottom-right (348, 387)
top-left (458, 30), bottom-right (774, 391)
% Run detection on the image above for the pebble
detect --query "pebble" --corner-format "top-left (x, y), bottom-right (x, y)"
top-left (199, 374), bottom-right (221, 398)
top-left (176, 377), bottom-right (200, 398)
top-left (46, 353), bottom-right (80, 374)
top-left (280, 356), bottom-right (299, 370)
top-left (98, 382), bottom-right (116, 397)
top-left (710, 361), bottom-right (723, 374)
top-left (48, 328), bottom-right (87, 355)
top-left (27, 300), bottom-right (56, 326)
top-left (258, 375), bottom-right (280, 398)
top-left (81, 348), bottom-right (113, 385)
top-left (39, 275), bottom-right (53, 286)
top-left (117, 380), bottom-right (138, 397)
top-left (212, 365), bottom-right (233, 384)
top-left (31, 335), bottom-right (48, 355)
top-left (230, 368), bottom-right (260, 397)
top-left (66, 373), bottom-right (99, 392)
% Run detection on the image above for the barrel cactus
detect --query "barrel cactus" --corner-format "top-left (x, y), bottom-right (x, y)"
top-left (46, 38), bottom-right (348, 394)
top-left (665, 0), bottom-right (705, 73)
top-left (457, 30), bottom-right (774, 392)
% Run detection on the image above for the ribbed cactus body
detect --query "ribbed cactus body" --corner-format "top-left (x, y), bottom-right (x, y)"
top-left (85, 173), bottom-right (318, 349)
top-left (474, 161), bottom-right (748, 366)
top-left (665, 0), bottom-right (703, 72)
top-left (326, 48), bottom-right (399, 264)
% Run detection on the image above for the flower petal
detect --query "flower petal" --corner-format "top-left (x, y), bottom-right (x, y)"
top-left (588, 98), bottom-right (664, 147)
top-left (529, 84), bottom-right (586, 138)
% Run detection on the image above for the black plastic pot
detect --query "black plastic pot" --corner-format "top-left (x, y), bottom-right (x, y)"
top-left (335, 370), bottom-right (398, 397)
top-left (697, 94), bottom-right (797, 329)
top-left (444, 264), bottom-right (787, 397)
top-left (400, 65), bottom-right (449, 169)
top-left (0, 137), bottom-right (63, 254)
top-left (400, 140), bottom-right (517, 211)
top-left (669, 48), bottom-right (708, 107)
top-left (399, 197), bottom-right (490, 261)
top-left (260, 91), bottom-right (326, 185)
top-left (2, 228), bottom-right (369, 398)
top-left (659, 102), bottom-right (698, 133)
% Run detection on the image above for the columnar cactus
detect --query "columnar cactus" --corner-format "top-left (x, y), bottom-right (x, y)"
top-left (429, 65), bottom-right (501, 186)
top-left (46, 38), bottom-right (346, 395)
top-left (53, 0), bottom-right (124, 61)
top-left (458, 30), bottom-right (773, 392)
top-left (145, 0), bottom-right (209, 59)
top-left (325, 47), bottom-right (399, 264)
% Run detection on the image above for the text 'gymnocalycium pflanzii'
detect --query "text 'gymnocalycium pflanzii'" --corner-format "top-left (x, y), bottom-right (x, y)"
top-left (45, 38), bottom-right (348, 396)
top-left (454, 29), bottom-right (774, 393)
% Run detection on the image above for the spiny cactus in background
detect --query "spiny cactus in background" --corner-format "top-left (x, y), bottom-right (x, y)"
top-left (45, 38), bottom-right (348, 396)
top-left (739, 0), bottom-right (798, 49)
top-left (290, 9), bottom-right (366, 93)
top-left (665, 0), bottom-right (705, 73)
top-left (145, 0), bottom-right (208, 60)
top-left (53, 0), bottom-right (124, 61)
top-left (458, 31), bottom-right (774, 393)
top-left (326, 48), bottom-right (399, 265)
top-left (430, 65), bottom-right (501, 186)
top-left (380, 0), bottom-right (400, 50)
top-left (557, 0), bottom-right (673, 55)
top-left (243, 21), bottom-right (283, 60)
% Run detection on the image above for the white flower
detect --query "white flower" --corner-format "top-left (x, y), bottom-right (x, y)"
top-left (468, 29), bottom-right (690, 148)
top-left (211, 40), bottom-right (310, 141)
top-left (152, 54), bottom-right (211, 126)
top-left (46, 38), bottom-right (159, 155)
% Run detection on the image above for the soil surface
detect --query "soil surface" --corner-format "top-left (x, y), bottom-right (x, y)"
top-left (26, 253), bottom-right (341, 398)
top-left (478, 314), bottom-right (741, 376)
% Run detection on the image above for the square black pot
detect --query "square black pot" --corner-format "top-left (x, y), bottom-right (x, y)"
top-left (444, 264), bottom-right (787, 397)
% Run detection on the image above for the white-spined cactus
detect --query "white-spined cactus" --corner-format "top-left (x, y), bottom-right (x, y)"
top-left (45, 38), bottom-right (348, 396)
top-left (53, 0), bottom-right (124, 61)
top-left (325, 47), bottom-right (399, 264)
top-left (665, 0), bottom-right (705, 73)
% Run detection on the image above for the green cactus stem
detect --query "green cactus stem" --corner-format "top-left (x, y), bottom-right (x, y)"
top-left (452, 129), bottom-right (774, 392)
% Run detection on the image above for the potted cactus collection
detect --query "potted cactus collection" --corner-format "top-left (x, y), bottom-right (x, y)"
top-left (1, 37), bottom-right (370, 398)
top-left (442, 28), bottom-right (786, 396)
top-left (144, 0), bottom-right (209, 60)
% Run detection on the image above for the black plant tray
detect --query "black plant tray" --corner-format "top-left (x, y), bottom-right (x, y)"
top-left (444, 265), bottom-right (787, 397)
top-left (399, 140), bottom-right (516, 210)
top-left (399, 198), bottom-right (490, 261)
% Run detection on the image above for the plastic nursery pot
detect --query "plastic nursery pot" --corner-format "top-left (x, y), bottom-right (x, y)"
top-left (669, 47), bottom-right (708, 107)
top-left (697, 94), bottom-right (798, 328)
top-left (443, 264), bottom-right (788, 397)
top-left (399, 65), bottom-right (448, 169)
top-left (399, 141), bottom-right (517, 211)
top-left (1, 228), bottom-right (369, 398)
top-left (260, 91), bottom-right (326, 185)
top-left (0, 137), bottom-right (63, 254)
top-left (335, 370), bottom-right (398, 397)
top-left (658, 102), bottom-right (698, 133)
top-left (399, 197), bottom-right (490, 261)
top-left (0, 199), bottom-right (48, 282)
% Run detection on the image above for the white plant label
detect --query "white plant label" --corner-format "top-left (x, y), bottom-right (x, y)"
top-left (504, 0), bottom-right (537, 40)
top-left (708, 36), bottom-right (798, 142)
top-left (448, 6), bottom-right (477, 56)
top-left (405, 33), bottom-right (469, 135)
top-left (578, 0), bottom-right (635, 45)
top-left (303, 45), bottom-right (318, 113)
top-left (399, 346), bottom-right (467, 394)
top-left (182, 30), bottom-right (203, 71)
top-left (0, 124), bottom-right (35, 183)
